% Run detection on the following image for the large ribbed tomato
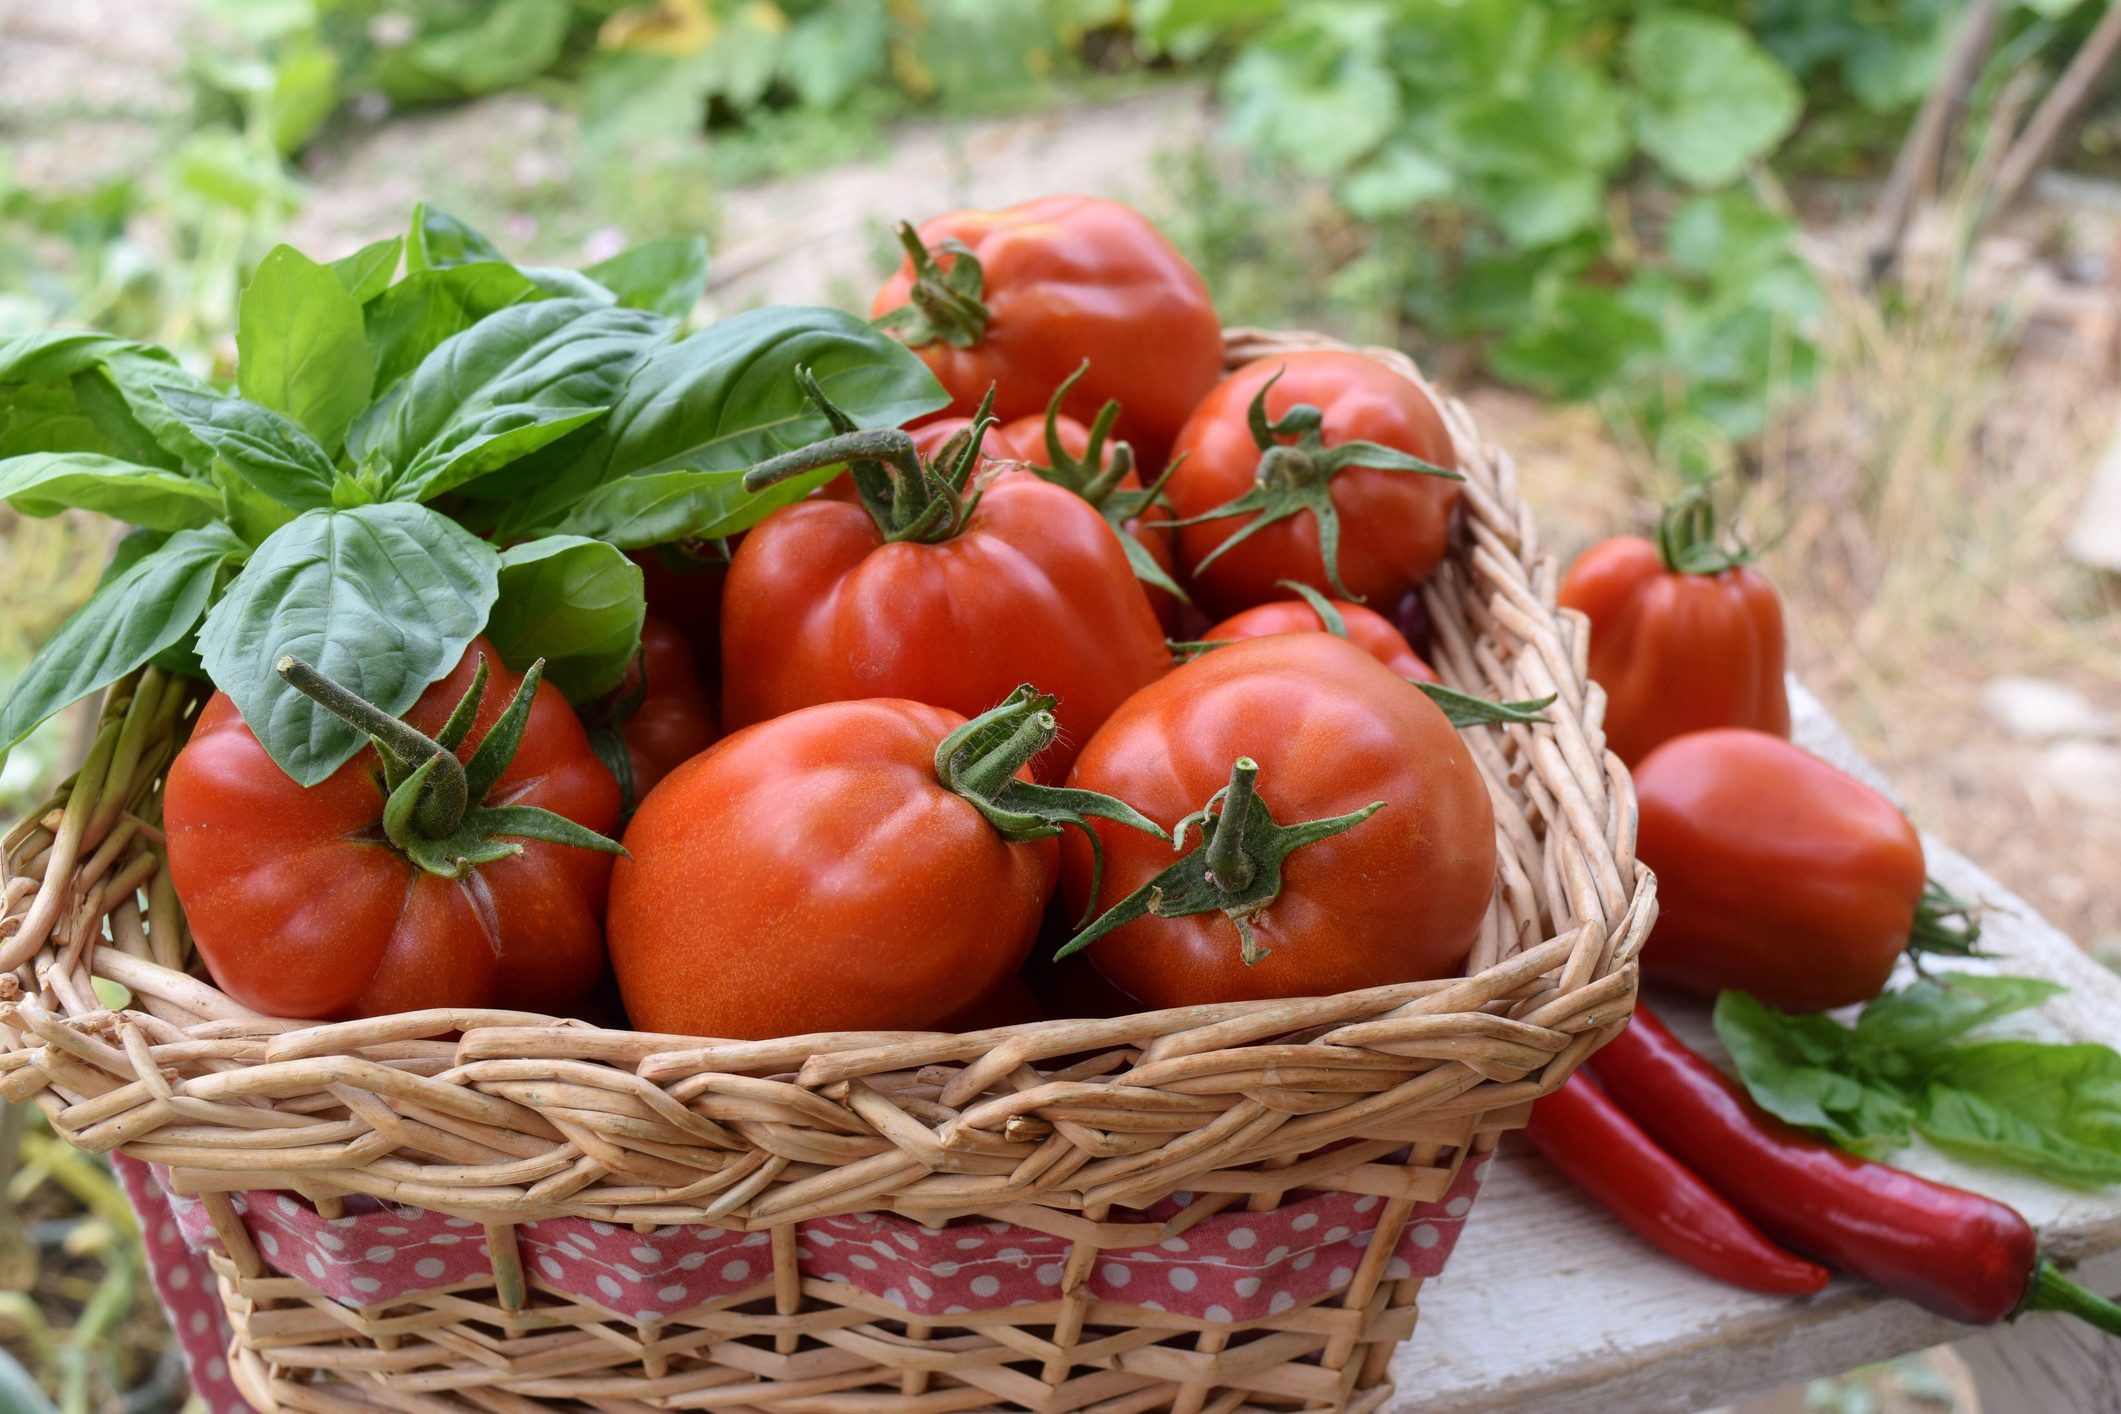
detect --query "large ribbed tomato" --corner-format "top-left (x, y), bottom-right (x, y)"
top-left (1166, 350), bottom-right (1462, 617)
top-left (725, 392), bottom-right (1171, 782)
top-left (610, 690), bottom-right (1159, 1038)
top-left (871, 195), bottom-right (1222, 468)
top-left (1056, 633), bottom-right (1496, 1008)
top-left (164, 640), bottom-right (621, 1020)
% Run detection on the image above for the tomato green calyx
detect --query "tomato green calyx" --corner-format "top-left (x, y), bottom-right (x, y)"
top-left (1168, 368), bottom-right (1463, 600)
top-left (874, 222), bottom-right (989, 350)
top-left (1017, 363), bottom-right (1192, 603)
top-left (1656, 483), bottom-right (1756, 576)
top-left (937, 685), bottom-right (1168, 921)
top-left (1055, 756), bottom-right (1384, 966)
top-left (2019, 1256), bottom-right (2121, 1335)
top-left (745, 368), bottom-right (993, 544)
top-left (1909, 879), bottom-right (1985, 960)
top-left (275, 653), bottom-right (625, 880)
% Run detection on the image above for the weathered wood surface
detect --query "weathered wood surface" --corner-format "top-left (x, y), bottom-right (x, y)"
top-left (1395, 684), bottom-right (2121, 1412)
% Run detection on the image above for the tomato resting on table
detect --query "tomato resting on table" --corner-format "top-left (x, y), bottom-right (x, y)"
top-left (1167, 350), bottom-right (1463, 617)
top-left (870, 194), bottom-right (1222, 467)
top-left (609, 688), bottom-right (1162, 1039)
top-left (1056, 633), bottom-right (1496, 1009)
top-left (722, 376), bottom-right (1171, 781)
top-left (164, 640), bottom-right (623, 1020)
top-left (579, 616), bottom-right (718, 812)
top-left (1558, 487), bottom-right (1789, 765)
top-left (1633, 728), bottom-right (1929, 1012)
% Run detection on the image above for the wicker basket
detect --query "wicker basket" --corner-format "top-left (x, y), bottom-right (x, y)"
top-left (0, 327), bottom-right (1653, 1414)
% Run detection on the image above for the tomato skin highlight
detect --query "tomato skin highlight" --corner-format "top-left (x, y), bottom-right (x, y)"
top-left (1166, 351), bottom-right (1461, 617)
top-left (720, 475), bottom-right (1171, 782)
top-left (163, 639), bottom-right (621, 1020)
top-left (1559, 535), bottom-right (1790, 765)
top-left (615, 617), bottom-right (718, 799)
top-left (1201, 597), bottom-right (1437, 683)
top-left (608, 698), bottom-right (1058, 1039)
top-left (1633, 729), bottom-right (1926, 1012)
top-left (871, 195), bottom-right (1222, 469)
top-left (1059, 634), bottom-right (1495, 1008)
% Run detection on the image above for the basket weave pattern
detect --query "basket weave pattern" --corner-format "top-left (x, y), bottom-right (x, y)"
top-left (0, 329), bottom-right (1653, 1413)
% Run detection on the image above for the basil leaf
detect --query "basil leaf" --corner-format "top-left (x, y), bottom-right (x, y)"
top-left (364, 262), bottom-right (546, 396)
top-left (1, 383), bottom-right (104, 457)
top-left (197, 503), bottom-right (500, 784)
top-left (496, 305), bottom-right (947, 539)
top-left (1713, 990), bottom-right (1913, 1155)
top-left (238, 244), bottom-right (375, 455)
top-left (329, 236), bottom-right (404, 302)
top-left (0, 524), bottom-right (246, 753)
top-left (350, 300), bottom-right (668, 502)
top-left (0, 333), bottom-right (218, 470)
top-left (584, 237), bottom-right (709, 319)
top-left (404, 203), bottom-right (612, 303)
top-left (486, 535), bottom-right (645, 702)
top-left (544, 464), bottom-right (831, 549)
top-left (155, 388), bottom-right (338, 512)
top-left (93, 349), bottom-right (221, 470)
top-left (0, 452), bottom-right (224, 532)
top-left (0, 331), bottom-right (138, 382)
top-left (1917, 1042), bottom-right (2121, 1187)
top-left (1856, 973), bottom-right (2068, 1053)
top-left (69, 366), bottom-right (189, 470)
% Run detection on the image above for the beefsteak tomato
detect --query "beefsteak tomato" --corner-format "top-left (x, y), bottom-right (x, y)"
top-left (164, 641), bottom-right (623, 1020)
top-left (870, 195), bottom-right (1222, 467)
top-left (723, 377), bottom-right (1171, 781)
top-left (1056, 633), bottom-right (1496, 1008)
top-left (609, 687), bottom-right (1162, 1038)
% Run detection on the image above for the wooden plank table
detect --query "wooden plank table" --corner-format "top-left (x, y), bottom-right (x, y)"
top-left (1395, 686), bottom-right (2121, 1412)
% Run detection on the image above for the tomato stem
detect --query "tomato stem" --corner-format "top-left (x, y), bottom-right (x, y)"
top-left (953, 708), bottom-right (1060, 799)
top-left (1656, 483), bottom-right (1755, 575)
top-left (874, 222), bottom-right (989, 349)
top-left (1203, 758), bottom-right (1260, 893)
top-left (1909, 879), bottom-right (1985, 958)
top-left (277, 653), bottom-right (469, 836)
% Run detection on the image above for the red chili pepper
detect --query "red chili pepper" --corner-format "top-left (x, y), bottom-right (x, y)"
top-left (1591, 1006), bottom-right (2121, 1331)
top-left (1526, 1074), bottom-right (1830, 1296)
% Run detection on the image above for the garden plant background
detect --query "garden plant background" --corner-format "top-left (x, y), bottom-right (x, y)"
top-left (3, 0), bottom-right (2120, 1409)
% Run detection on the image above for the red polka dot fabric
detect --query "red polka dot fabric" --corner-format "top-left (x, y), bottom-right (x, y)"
top-left (119, 1152), bottom-right (1490, 1414)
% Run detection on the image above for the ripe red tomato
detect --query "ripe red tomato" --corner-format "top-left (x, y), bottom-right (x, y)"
top-left (584, 616), bottom-right (717, 807)
top-left (725, 449), bottom-right (1171, 783)
top-left (164, 640), bottom-right (621, 1020)
top-left (1558, 494), bottom-right (1789, 765)
top-left (1058, 634), bottom-right (1496, 1008)
top-left (1634, 729), bottom-right (1927, 1012)
top-left (1166, 350), bottom-right (1462, 617)
top-left (633, 542), bottom-right (727, 672)
top-left (870, 195), bottom-right (1222, 468)
top-left (1201, 593), bottom-right (1437, 683)
top-left (609, 691), bottom-right (1146, 1038)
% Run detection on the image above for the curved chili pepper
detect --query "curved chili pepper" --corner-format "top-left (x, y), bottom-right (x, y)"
top-left (1591, 1006), bottom-right (2121, 1331)
top-left (1527, 1073), bottom-right (1830, 1295)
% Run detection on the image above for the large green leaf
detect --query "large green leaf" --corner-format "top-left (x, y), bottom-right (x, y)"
top-left (0, 452), bottom-right (224, 531)
top-left (1629, 12), bottom-right (1802, 187)
top-left (0, 331), bottom-right (218, 469)
top-left (0, 524), bottom-right (247, 755)
top-left (583, 238), bottom-right (710, 320)
top-left (196, 503), bottom-right (500, 783)
top-left (156, 388), bottom-right (338, 512)
top-left (486, 536), bottom-right (646, 702)
top-left (238, 244), bottom-right (376, 454)
top-left (364, 261), bottom-right (547, 396)
top-left (0, 384), bottom-right (103, 458)
top-left (352, 299), bottom-right (669, 501)
top-left (1223, 5), bottom-right (1399, 176)
top-left (329, 236), bottom-right (404, 302)
top-left (491, 305), bottom-right (948, 540)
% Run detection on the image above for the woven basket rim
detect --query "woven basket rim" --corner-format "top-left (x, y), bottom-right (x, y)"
top-left (1, 324), bottom-right (1654, 1236)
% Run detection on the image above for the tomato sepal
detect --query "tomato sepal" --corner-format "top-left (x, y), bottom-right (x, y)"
top-left (1056, 756), bottom-right (1384, 966)
top-left (1909, 880), bottom-right (1985, 960)
top-left (1656, 482), bottom-right (1757, 576)
top-left (278, 650), bottom-right (625, 882)
top-left (1167, 371), bottom-right (1463, 601)
top-left (872, 222), bottom-right (989, 349)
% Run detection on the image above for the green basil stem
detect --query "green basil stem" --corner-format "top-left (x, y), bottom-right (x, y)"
top-left (1202, 758), bottom-right (1261, 893)
top-left (2023, 1257), bottom-right (2121, 1335)
top-left (277, 653), bottom-right (468, 837)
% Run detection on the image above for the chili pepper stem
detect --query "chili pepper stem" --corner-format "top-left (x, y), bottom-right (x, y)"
top-left (2023, 1258), bottom-right (2121, 1335)
top-left (1203, 758), bottom-right (1260, 893)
